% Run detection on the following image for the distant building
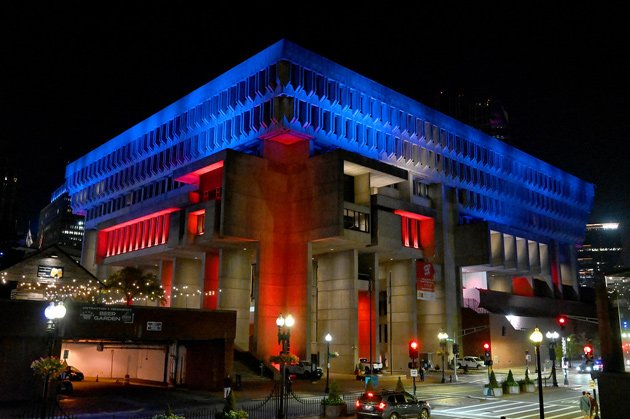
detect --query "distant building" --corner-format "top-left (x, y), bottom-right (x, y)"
top-left (577, 223), bottom-right (624, 287)
top-left (37, 186), bottom-right (84, 259)
top-left (431, 90), bottom-right (511, 144)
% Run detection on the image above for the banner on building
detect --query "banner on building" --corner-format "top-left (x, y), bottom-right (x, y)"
top-left (416, 261), bottom-right (435, 301)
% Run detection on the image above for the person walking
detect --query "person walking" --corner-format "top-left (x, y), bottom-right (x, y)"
top-left (579, 391), bottom-right (591, 419)
top-left (223, 374), bottom-right (232, 399)
top-left (587, 392), bottom-right (599, 419)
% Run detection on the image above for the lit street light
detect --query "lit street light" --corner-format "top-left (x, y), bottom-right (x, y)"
top-left (438, 331), bottom-right (448, 383)
top-left (276, 313), bottom-right (294, 419)
top-left (530, 327), bottom-right (544, 419)
top-left (324, 333), bottom-right (332, 393)
top-left (545, 330), bottom-right (559, 387)
top-left (42, 301), bottom-right (66, 419)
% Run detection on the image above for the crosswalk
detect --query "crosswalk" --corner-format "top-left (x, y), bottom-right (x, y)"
top-left (431, 397), bottom-right (585, 419)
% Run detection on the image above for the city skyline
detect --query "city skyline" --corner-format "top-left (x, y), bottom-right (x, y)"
top-left (3, 3), bottom-right (629, 238)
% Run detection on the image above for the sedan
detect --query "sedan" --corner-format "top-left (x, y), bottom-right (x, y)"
top-left (356, 390), bottom-right (430, 418)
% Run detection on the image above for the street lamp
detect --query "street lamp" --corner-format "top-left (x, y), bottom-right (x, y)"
top-left (42, 302), bottom-right (66, 419)
top-left (276, 314), bottom-right (294, 419)
top-left (45, 301), bottom-right (66, 356)
top-left (438, 331), bottom-right (448, 383)
top-left (567, 337), bottom-right (572, 367)
top-left (324, 333), bottom-right (332, 393)
top-left (530, 327), bottom-right (544, 419)
top-left (545, 331), bottom-right (559, 387)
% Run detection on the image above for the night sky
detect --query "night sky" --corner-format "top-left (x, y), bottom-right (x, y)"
top-left (3, 2), bottom-right (629, 238)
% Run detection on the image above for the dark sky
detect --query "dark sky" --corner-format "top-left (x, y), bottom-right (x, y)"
top-left (3, 2), bottom-right (629, 237)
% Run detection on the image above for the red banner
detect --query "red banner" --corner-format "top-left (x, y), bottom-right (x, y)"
top-left (416, 261), bottom-right (435, 301)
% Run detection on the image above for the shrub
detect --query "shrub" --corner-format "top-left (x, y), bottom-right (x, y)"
top-left (153, 405), bottom-right (185, 419)
top-left (518, 368), bottom-right (534, 385)
top-left (395, 377), bottom-right (405, 392)
top-left (505, 369), bottom-right (518, 385)
top-left (485, 370), bottom-right (500, 388)
top-left (30, 356), bottom-right (65, 378)
top-left (323, 380), bottom-right (345, 406)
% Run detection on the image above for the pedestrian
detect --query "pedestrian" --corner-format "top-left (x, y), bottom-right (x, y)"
top-left (579, 391), bottom-right (591, 419)
top-left (587, 392), bottom-right (599, 419)
top-left (419, 366), bottom-right (425, 382)
top-left (223, 374), bottom-right (232, 399)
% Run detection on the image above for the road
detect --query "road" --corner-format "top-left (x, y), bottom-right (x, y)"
top-left (2, 367), bottom-right (598, 418)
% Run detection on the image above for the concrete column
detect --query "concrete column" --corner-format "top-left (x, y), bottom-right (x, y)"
top-left (80, 229), bottom-right (99, 275)
top-left (382, 260), bottom-right (416, 373)
top-left (316, 249), bottom-right (358, 373)
top-left (430, 184), bottom-right (461, 361)
top-left (171, 257), bottom-right (203, 309)
top-left (219, 248), bottom-right (253, 351)
top-left (354, 173), bottom-right (371, 205)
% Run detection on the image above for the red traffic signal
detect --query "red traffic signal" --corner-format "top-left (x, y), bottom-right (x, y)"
top-left (483, 342), bottom-right (490, 351)
top-left (583, 344), bottom-right (593, 354)
top-left (557, 315), bottom-right (567, 328)
top-left (409, 340), bottom-right (419, 359)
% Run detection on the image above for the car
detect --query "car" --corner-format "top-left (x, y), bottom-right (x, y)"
top-left (286, 360), bottom-right (323, 379)
top-left (355, 390), bottom-right (431, 418)
top-left (458, 356), bottom-right (485, 369)
top-left (593, 359), bottom-right (603, 371)
top-left (359, 358), bottom-right (383, 373)
top-left (61, 366), bottom-right (85, 381)
top-left (576, 362), bottom-right (593, 373)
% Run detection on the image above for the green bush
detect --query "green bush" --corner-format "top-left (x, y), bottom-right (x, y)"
top-left (485, 370), bottom-right (500, 388)
top-left (505, 369), bottom-right (518, 386)
top-left (323, 380), bottom-right (345, 406)
top-left (518, 368), bottom-right (534, 385)
top-left (153, 405), bottom-right (185, 419)
top-left (395, 377), bottom-right (405, 392)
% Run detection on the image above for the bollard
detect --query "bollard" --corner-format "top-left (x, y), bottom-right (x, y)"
top-left (124, 374), bottom-right (130, 385)
top-left (96, 374), bottom-right (99, 382)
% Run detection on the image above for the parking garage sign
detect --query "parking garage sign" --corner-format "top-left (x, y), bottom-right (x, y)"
top-left (79, 306), bottom-right (134, 323)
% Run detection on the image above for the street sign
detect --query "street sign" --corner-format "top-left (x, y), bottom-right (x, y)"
top-left (410, 369), bottom-right (418, 377)
top-left (589, 380), bottom-right (596, 388)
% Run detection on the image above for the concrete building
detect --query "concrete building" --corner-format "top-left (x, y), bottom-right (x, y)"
top-left (62, 40), bottom-right (595, 374)
top-left (37, 187), bottom-right (85, 258)
top-left (578, 223), bottom-right (624, 287)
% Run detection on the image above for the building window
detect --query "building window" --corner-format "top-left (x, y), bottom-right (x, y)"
top-left (344, 208), bottom-right (369, 232)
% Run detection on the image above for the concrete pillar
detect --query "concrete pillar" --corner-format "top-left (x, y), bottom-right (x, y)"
top-left (316, 249), bottom-right (358, 373)
top-left (219, 248), bottom-right (253, 351)
top-left (354, 173), bottom-right (371, 205)
top-left (382, 260), bottom-right (416, 373)
top-left (81, 229), bottom-right (99, 275)
top-left (171, 257), bottom-right (203, 309)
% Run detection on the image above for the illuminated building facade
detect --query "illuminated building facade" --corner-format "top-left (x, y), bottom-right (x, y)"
top-left (578, 223), bottom-right (624, 287)
top-left (64, 40), bottom-right (594, 373)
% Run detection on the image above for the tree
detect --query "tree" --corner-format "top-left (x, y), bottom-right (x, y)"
top-left (102, 267), bottom-right (165, 306)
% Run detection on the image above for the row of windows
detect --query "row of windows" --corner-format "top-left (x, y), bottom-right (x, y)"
top-left (73, 101), bottom-right (275, 209)
top-left (85, 177), bottom-right (184, 222)
top-left (457, 188), bottom-right (582, 238)
top-left (343, 208), bottom-right (370, 233)
top-left (69, 65), bottom-right (278, 192)
top-left (289, 64), bottom-right (588, 204)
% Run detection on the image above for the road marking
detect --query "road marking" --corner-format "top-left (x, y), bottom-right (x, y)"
top-left (432, 398), bottom-right (582, 419)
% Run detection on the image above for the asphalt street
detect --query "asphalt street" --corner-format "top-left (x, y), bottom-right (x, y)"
top-left (1, 367), bottom-right (599, 418)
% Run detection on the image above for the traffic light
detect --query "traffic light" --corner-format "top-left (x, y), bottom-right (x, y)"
top-left (557, 314), bottom-right (567, 330)
top-left (584, 344), bottom-right (593, 360)
top-left (409, 340), bottom-right (419, 360)
top-left (483, 342), bottom-right (491, 365)
top-left (452, 343), bottom-right (459, 355)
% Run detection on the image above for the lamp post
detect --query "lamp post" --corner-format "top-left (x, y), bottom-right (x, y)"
top-left (324, 333), bottom-right (332, 393)
top-left (545, 331), bottom-right (559, 387)
top-left (42, 302), bottom-right (66, 419)
top-left (530, 327), bottom-right (544, 419)
top-left (438, 331), bottom-right (448, 383)
top-left (276, 314), bottom-right (294, 419)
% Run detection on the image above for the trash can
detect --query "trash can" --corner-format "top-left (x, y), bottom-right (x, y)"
top-left (235, 374), bottom-right (242, 390)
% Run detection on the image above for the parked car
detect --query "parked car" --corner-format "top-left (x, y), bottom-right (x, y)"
top-left (458, 356), bottom-right (485, 369)
top-left (286, 361), bottom-right (323, 379)
top-left (60, 366), bottom-right (84, 382)
top-left (355, 390), bottom-right (431, 418)
top-left (359, 357), bottom-right (383, 373)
